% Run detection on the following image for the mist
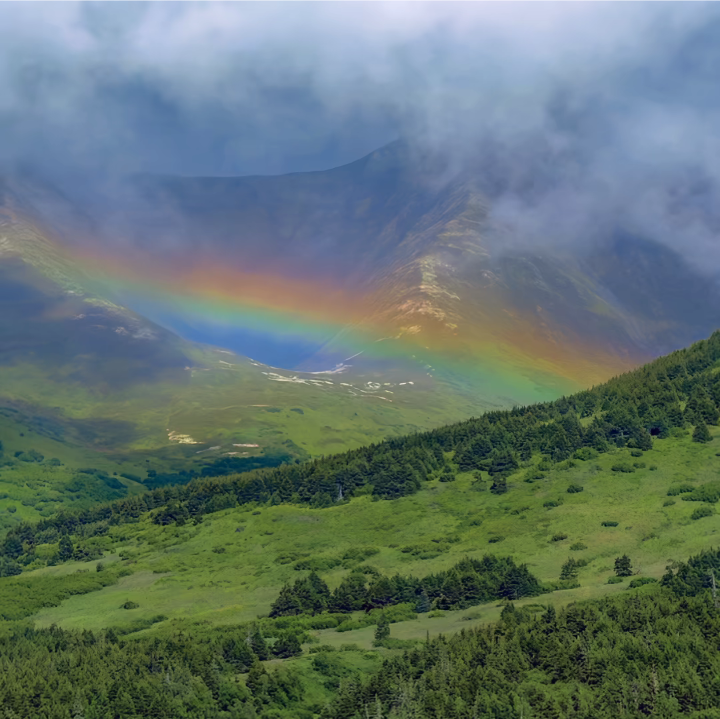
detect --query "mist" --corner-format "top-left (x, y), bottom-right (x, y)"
top-left (1, 2), bottom-right (720, 270)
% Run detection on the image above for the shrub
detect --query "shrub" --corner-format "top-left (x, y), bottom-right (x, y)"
top-left (566, 484), bottom-right (584, 494)
top-left (523, 469), bottom-right (545, 483)
top-left (543, 499), bottom-right (562, 508)
top-left (121, 601), bottom-right (139, 610)
top-left (309, 645), bottom-right (336, 654)
top-left (649, 465), bottom-right (658, 471)
top-left (543, 579), bottom-right (580, 591)
top-left (212, 546), bottom-right (226, 554)
top-left (601, 521), bottom-right (619, 527)
top-left (341, 547), bottom-right (379, 564)
top-left (339, 644), bottom-right (360, 652)
top-left (294, 557), bottom-right (342, 571)
top-left (633, 462), bottom-right (646, 469)
top-left (691, 505), bottom-right (714, 520)
top-left (628, 577), bottom-right (658, 589)
top-left (551, 533), bottom-right (568, 542)
top-left (611, 462), bottom-right (635, 473)
top-left (667, 483), bottom-right (695, 496)
top-left (630, 450), bottom-right (644, 458)
top-left (570, 542), bottom-right (587, 551)
top-left (573, 447), bottom-right (598, 461)
top-left (663, 499), bottom-right (676, 507)
top-left (488, 536), bottom-right (504, 544)
top-left (681, 482), bottom-right (720, 504)
top-left (607, 576), bottom-right (624, 584)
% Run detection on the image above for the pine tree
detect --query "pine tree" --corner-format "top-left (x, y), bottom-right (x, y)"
top-left (692, 421), bottom-right (712, 443)
top-left (374, 616), bottom-right (390, 645)
top-left (269, 584), bottom-right (303, 617)
top-left (614, 555), bottom-right (633, 577)
top-left (275, 476), bottom-right (294, 503)
top-left (519, 441), bottom-right (532, 462)
top-left (249, 628), bottom-right (269, 660)
top-left (560, 558), bottom-right (579, 580)
top-left (490, 477), bottom-right (507, 495)
top-left (415, 589), bottom-right (431, 614)
top-left (330, 573), bottom-right (367, 613)
top-left (271, 633), bottom-right (302, 658)
top-left (488, 449), bottom-right (518, 478)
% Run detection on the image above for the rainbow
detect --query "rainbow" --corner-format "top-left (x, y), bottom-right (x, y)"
top-left (60, 239), bottom-right (639, 407)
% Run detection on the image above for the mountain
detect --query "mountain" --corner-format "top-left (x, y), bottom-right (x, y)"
top-left (0, 174), bottom-right (489, 528)
top-left (1, 331), bottom-right (720, 717)
top-left (112, 141), bottom-right (720, 383)
top-left (2, 141), bottom-right (720, 522)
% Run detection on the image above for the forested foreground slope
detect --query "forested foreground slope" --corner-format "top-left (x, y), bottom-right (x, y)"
top-left (2, 551), bottom-right (720, 718)
top-left (2, 333), bottom-right (720, 717)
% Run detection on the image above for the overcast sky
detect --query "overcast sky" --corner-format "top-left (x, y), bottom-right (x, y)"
top-left (1, 2), bottom-right (720, 268)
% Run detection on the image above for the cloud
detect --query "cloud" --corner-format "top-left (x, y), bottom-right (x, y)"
top-left (1, 3), bottom-right (720, 269)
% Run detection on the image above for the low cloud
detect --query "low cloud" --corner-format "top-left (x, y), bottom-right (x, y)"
top-left (1, 3), bottom-right (719, 270)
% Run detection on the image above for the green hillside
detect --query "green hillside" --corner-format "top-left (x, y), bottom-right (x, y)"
top-left (2, 331), bottom-right (720, 717)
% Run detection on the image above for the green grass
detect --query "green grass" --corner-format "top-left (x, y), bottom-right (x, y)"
top-left (30, 428), bottom-right (720, 642)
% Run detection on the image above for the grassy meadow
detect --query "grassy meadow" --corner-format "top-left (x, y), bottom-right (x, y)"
top-left (29, 426), bottom-right (720, 647)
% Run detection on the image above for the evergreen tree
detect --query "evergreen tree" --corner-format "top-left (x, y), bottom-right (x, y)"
top-left (439, 466), bottom-right (456, 482)
top-left (490, 477), bottom-right (507, 495)
top-left (519, 441), bottom-right (532, 462)
top-left (456, 436), bottom-right (493, 471)
top-left (58, 535), bottom-right (74, 562)
top-left (614, 555), bottom-right (633, 577)
top-left (0, 556), bottom-right (21, 577)
top-left (373, 615), bottom-right (390, 645)
top-left (275, 476), bottom-right (294, 503)
top-left (269, 585), bottom-right (303, 617)
top-left (692, 421), bottom-right (712, 443)
top-left (415, 589), bottom-right (431, 613)
top-left (488, 449), bottom-right (518, 478)
top-left (271, 633), bottom-right (302, 658)
top-left (249, 628), bottom-right (269, 660)
top-left (560, 558), bottom-right (579, 580)
top-left (329, 573), bottom-right (367, 613)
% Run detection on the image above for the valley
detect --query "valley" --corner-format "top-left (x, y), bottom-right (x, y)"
top-left (2, 330), bottom-right (720, 717)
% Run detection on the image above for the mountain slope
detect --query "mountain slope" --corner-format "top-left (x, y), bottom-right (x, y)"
top-left (1, 331), bottom-right (720, 718)
top-left (90, 141), bottom-right (720, 394)
top-left (4, 330), bottom-right (720, 630)
top-left (0, 181), bottom-right (490, 527)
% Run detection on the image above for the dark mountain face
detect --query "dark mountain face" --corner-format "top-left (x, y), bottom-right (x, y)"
top-left (0, 259), bottom-right (190, 392)
top-left (1, 141), bottom-right (719, 458)
top-left (584, 233), bottom-right (720, 354)
top-left (107, 142), bottom-right (443, 287)
top-left (102, 141), bottom-right (720, 373)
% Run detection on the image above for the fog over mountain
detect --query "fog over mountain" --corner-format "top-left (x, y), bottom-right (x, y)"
top-left (1, 2), bottom-right (719, 274)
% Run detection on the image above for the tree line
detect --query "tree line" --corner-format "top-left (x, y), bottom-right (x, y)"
top-left (270, 555), bottom-right (543, 618)
top-left (3, 330), bottom-right (720, 572)
top-left (321, 546), bottom-right (720, 719)
top-left (1, 547), bottom-right (720, 718)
